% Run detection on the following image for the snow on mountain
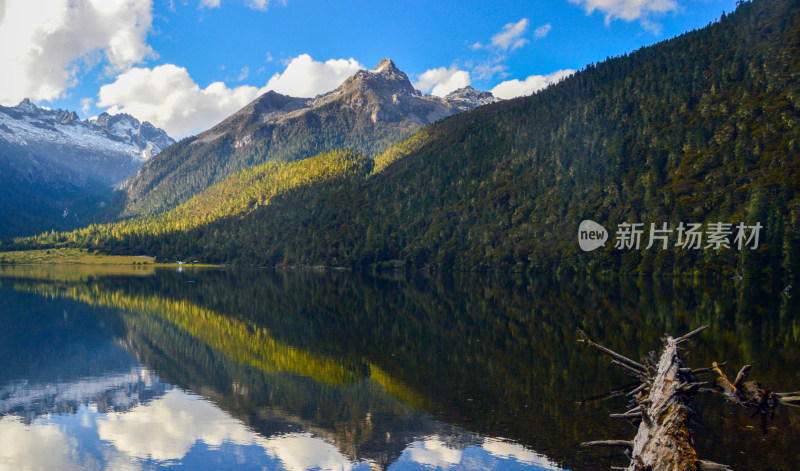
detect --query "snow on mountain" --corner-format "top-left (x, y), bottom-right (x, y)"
top-left (0, 98), bottom-right (174, 162)
top-left (0, 366), bottom-right (168, 422)
top-left (444, 86), bottom-right (502, 110)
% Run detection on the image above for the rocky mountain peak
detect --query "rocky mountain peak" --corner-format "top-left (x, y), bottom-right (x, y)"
top-left (446, 86), bottom-right (477, 96)
top-left (339, 58), bottom-right (417, 97)
top-left (444, 86), bottom-right (502, 109)
top-left (252, 90), bottom-right (309, 113)
top-left (95, 112), bottom-right (112, 128)
top-left (58, 110), bottom-right (80, 124)
top-left (15, 98), bottom-right (39, 114)
top-left (371, 58), bottom-right (400, 74)
top-left (448, 86), bottom-right (500, 99)
top-left (95, 112), bottom-right (136, 129)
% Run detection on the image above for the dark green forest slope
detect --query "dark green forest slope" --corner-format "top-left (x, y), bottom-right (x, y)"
top-left (118, 96), bottom-right (411, 219)
top-left (7, 0), bottom-right (800, 277)
top-left (0, 143), bottom-right (119, 240)
top-left (16, 149), bottom-right (373, 256)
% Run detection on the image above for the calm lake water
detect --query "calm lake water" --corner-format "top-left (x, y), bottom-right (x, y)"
top-left (0, 265), bottom-right (797, 470)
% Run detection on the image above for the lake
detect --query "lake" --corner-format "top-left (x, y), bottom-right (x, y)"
top-left (0, 265), bottom-right (797, 470)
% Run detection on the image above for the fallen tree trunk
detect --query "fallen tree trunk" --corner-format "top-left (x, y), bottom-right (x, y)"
top-left (579, 326), bottom-right (722, 471)
top-left (625, 331), bottom-right (704, 470)
top-left (579, 326), bottom-right (798, 471)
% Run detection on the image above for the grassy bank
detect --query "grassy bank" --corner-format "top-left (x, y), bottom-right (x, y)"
top-left (0, 248), bottom-right (185, 266)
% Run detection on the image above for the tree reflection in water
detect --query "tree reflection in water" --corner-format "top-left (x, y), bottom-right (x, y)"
top-left (0, 266), bottom-right (797, 470)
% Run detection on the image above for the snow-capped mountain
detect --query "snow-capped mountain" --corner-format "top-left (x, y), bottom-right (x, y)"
top-left (0, 98), bottom-right (174, 167)
top-left (443, 86), bottom-right (502, 111)
top-left (0, 367), bottom-right (168, 423)
top-left (0, 99), bottom-right (174, 239)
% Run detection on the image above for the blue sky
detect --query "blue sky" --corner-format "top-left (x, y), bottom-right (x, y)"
top-left (0, 0), bottom-right (738, 137)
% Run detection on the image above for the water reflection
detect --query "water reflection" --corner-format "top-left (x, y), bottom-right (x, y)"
top-left (0, 266), bottom-right (797, 470)
top-left (392, 437), bottom-right (562, 470)
top-left (0, 388), bottom-right (379, 470)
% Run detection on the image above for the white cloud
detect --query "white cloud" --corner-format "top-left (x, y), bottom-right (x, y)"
top-left (237, 66), bottom-right (250, 81)
top-left (0, 0), bottom-right (154, 105)
top-left (259, 434), bottom-right (356, 471)
top-left (96, 389), bottom-right (255, 461)
top-left (533, 23), bottom-right (552, 39)
top-left (247, 0), bottom-right (286, 10)
top-left (0, 416), bottom-right (83, 471)
top-left (490, 69), bottom-right (575, 99)
top-left (469, 18), bottom-right (532, 81)
top-left (264, 54), bottom-right (364, 98)
top-left (96, 389), bottom-right (359, 470)
top-left (405, 438), bottom-right (463, 468)
top-left (491, 18), bottom-right (529, 51)
top-left (414, 66), bottom-right (471, 97)
top-left (482, 438), bottom-right (562, 470)
top-left (81, 98), bottom-right (94, 114)
top-left (199, 0), bottom-right (284, 9)
top-left (473, 62), bottom-right (508, 81)
top-left (97, 64), bottom-right (264, 137)
top-left (97, 54), bottom-right (362, 137)
top-left (569, 0), bottom-right (678, 33)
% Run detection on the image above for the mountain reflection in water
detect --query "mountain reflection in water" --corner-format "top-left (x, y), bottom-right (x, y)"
top-left (0, 266), bottom-right (797, 470)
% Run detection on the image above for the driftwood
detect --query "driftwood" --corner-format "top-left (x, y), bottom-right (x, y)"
top-left (578, 326), bottom-right (797, 471)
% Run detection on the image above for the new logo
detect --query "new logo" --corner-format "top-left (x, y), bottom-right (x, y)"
top-left (578, 220), bottom-right (608, 252)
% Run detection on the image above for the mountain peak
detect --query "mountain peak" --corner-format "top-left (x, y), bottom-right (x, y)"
top-left (335, 58), bottom-right (416, 97)
top-left (15, 98), bottom-right (38, 113)
top-left (447, 86), bottom-right (476, 94)
top-left (371, 58), bottom-right (399, 74)
top-left (445, 86), bottom-right (501, 108)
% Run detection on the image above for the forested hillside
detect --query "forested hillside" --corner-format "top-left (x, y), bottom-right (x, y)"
top-left (7, 0), bottom-right (800, 277)
top-left (18, 150), bottom-right (372, 258)
top-left (0, 146), bottom-right (113, 239)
